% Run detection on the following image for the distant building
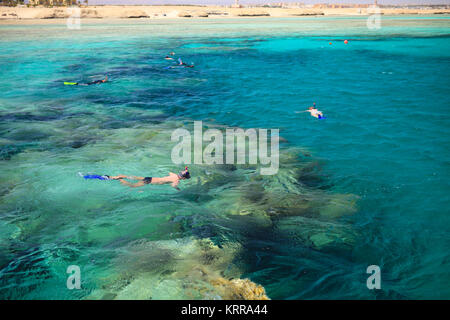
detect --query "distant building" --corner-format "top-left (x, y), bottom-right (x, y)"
top-left (232, 0), bottom-right (243, 8)
top-left (28, 0), bottom-right (78, 5)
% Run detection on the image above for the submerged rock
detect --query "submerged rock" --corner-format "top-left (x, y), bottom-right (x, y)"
top-left (0, 144), bottom-right (25, 160)
top-left (210, 277), bottom-right (270, 300)
top-left (274, 216), bottom-right (357, 250)
top-left (318, 194), bottom-right (359, 219)
top-left (87, 237), bottom-right (270, 300)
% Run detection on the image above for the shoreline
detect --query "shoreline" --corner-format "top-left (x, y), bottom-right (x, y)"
top-left (1, 5), bottom-right (449, 22)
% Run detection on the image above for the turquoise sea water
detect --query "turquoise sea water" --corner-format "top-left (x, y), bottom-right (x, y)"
top-left (0, 16), bottom-right (449, 299)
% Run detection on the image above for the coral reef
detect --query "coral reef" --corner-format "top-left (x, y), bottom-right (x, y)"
top-left (87, 237), bottom-right (268, 300)
top-left (0, 110), bottom-right (358, 299)
top-left (210, 278), bottom-right (269, 300)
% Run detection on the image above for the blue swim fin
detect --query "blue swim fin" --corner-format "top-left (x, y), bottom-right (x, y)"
top-left (79, 172), bottom-right (110, 180)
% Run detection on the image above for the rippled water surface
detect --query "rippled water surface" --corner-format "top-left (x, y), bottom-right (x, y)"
top-left (0, 17), bottom-right (449, 299)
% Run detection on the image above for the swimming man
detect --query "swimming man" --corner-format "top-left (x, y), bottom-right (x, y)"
top-left (165, 52), bottom-right (176, 60)
top-left (74, 75), bottom-right (108, 86)
top-left (110, 167), bottom-right (191, 190)
top-left (177, 58), bottom-right (194, 68)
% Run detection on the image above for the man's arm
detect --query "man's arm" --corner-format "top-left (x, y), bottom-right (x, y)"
top-left (110, 175), bottom-right (127, 180)
top-left (171, 180), bottom-right (181, 191)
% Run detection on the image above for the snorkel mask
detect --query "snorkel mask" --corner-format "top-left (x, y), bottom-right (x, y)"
top-left (179, 166), bottom-right (191, 179)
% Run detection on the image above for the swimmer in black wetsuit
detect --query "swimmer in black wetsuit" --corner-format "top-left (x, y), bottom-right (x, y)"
top-left (165, 52), bottom-right (176, 60)
top-left (110, 167), bottom-right (191, 191)
top-left (74, 75), bottom-right (108, 86)
top-left (177, 58), bottom-right (194, 68)
top-left (88, 75), bottom-right (108, 85)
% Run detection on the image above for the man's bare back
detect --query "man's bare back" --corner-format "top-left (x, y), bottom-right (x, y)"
top-left (110, 167), bottom-right (190, 191)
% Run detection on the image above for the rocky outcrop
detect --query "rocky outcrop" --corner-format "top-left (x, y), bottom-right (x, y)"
top-left (235, 10), bottom-right (270, 17)
top-left (36, 9), bottom-right (69, 19)
top-left (207, 11), bottom-right (229, 16)
top-left (177, 11), bottom-right (192, 18)
top-left (0, 11), bottom-right (18, 19)
top-left (290, 10), bottom-right (324, 16)
top-left (120, 10), bottom-right (149, 19)
top-left (195, 12), bottom-right (209, 18)
top-left (81, 9), bottom-right (102, 19)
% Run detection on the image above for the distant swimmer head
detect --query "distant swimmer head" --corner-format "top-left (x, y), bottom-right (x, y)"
top-left (179, 166), bottom-right (191, 179)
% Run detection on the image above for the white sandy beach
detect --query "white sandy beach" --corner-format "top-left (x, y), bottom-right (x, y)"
top-left (1, 5), bottom-right (449, 22)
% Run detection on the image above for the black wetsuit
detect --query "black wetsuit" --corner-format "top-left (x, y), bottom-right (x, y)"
top-left (72, 80), bottom-right (104, 86)
top-left (87, 80), bottom-right (104, 85)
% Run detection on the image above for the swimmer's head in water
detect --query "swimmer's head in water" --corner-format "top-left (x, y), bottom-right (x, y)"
top-left (179, 166), bottom-right (191, 179)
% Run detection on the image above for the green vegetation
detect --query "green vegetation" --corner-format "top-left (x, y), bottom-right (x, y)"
top-left (0, 0), bottom-right (81, 7)
top-left (0, 0), bottom-right (24, 7)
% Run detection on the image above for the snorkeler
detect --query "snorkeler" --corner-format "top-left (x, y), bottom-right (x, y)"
top-left (296, 103), bottom-right (325, 119)
top-left (87, 75), bottom-right (108, 85)
top-left (307, 105), bottom-right (324, 119)
top-left (177, 58), bottom-right (194, 68)
top-left (164, 52), bottom-right (176, 60)
top-left (80, 167), bottom-right (191, 191)
top-left (64, 75), bottom-right (108, 86)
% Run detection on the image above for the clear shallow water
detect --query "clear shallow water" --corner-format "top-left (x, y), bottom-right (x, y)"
top-left (0, 17), bottom-right (449, 299)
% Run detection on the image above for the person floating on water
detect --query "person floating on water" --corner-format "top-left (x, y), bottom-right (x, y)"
top-left (177, 58), bottom-right (194, 68)
top-left (296, 102), bottom-right (325, 119)
top-left (65, 75), bottom-right (108, 86)
top-left (80, 167), bottom-right (191, 191)
top-left (164, 52), bottom-right (175, 60)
